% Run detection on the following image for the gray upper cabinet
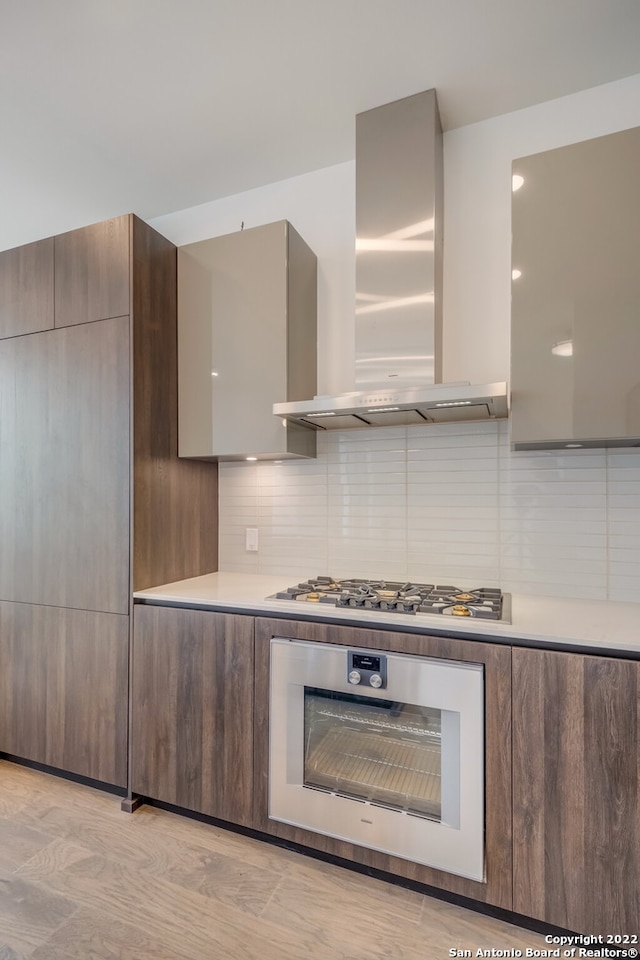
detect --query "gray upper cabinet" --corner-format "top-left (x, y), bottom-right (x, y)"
top-left (178, 220), bottom-right (317, 461)
top-left (511, 126), bottom-right (640, 450)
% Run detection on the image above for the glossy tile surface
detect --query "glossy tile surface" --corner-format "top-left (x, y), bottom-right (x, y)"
top-left (217, 420), bottom-right (640, 603)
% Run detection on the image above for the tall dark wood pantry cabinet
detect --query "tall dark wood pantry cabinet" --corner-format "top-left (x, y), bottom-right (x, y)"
top-left (0, 215), bottom-right (218, 789)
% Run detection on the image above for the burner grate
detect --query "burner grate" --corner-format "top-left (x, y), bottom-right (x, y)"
top-left (272, 576), bottom-right (505, 619)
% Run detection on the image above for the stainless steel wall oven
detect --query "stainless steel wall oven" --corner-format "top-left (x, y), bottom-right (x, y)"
top-left (269, 638), bottom-right (485, 881)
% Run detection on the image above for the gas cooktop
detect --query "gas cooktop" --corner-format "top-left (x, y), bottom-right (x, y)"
top-left (270, 577), bottom-right (508, 621)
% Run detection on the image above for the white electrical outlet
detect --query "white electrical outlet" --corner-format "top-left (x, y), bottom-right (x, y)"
top-left (245, 527), bottom-right (259, 552)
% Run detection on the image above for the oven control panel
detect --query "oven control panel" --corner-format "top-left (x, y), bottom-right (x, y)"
top-left (347, 651), bottom-right (387, 689)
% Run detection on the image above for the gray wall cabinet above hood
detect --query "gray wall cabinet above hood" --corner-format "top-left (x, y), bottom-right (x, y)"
top-left (178, 220), bottom-right (317, 461)
top-left (273, 89), bottom-right (509, 432)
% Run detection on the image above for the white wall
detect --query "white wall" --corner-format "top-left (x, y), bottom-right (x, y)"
top-left (150, 74), bottom-right (640, 600)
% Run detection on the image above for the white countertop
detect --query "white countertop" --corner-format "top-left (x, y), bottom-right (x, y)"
top-left (134, 572), bottom-right (640, 655)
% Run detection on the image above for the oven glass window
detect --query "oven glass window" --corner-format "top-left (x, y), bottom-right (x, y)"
top-left (303, 687), bottom-right (442, 820)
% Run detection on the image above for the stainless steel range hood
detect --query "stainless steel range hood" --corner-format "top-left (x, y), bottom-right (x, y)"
top-left (274, 89), bottom-right (508, 430)
top-left (274, 382), bottom-right (508, 430)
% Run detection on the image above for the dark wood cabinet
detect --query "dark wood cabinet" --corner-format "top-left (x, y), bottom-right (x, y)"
top-left (0, 316), bottom-right (130, 614)
top-left (130, 217), bottom-right (219, 592)
top-left (0, 601), bottom-right (128, 786)
top-left (131, 605), bottom-right (254, 826)
top-left (54, 215), bottom-right (130, 328)
top-left (128, 603), bottom-right (640, 930)
top-left (0, 215), bottom-right (219, 788)
top-left (512, 647), bottom-right (640, 934)
top-left (0, 237), bottom-right (54, 338)
top-left (253, 617), bottom-right (513, 911)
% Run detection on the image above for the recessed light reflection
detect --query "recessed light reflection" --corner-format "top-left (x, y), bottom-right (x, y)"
top-left (512, 268), bottom-right (522, 280)
top-left (246, 456), bottom-right (257, 461)
top-left (512, 174), bottom-right (524, 192)
top-left (551, 339), bottom-right (573, 357)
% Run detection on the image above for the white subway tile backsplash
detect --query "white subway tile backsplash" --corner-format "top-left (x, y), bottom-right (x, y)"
top-left (415, 539), bottom-right (500, 557)
top-left (410, 484), bottom-right (499, 500)
top-left (499, 437), bottom-right (608, 599)
top-left (407, 524), bottom-right (499, 542)
top-left (409, 463), bottom-right (499, 480)
top-left (610, 549), bottom-right (640, 565)
top-left (409, 564), bottom-right (501, 586)
top-left (502, 580), bottom-right (607, 601)
top-left (501, 494), bottom-right (607, 510)
top-left (607, 450), bottom-right (640, 467)
top-left (216, 426), bottom-right (640, 603)
top-left (329, 557), bottom-right (408, 582)
top-left (499, 467), bottom-right (607, 483)
top-left (328, 500), bottom-right (406, 517)
top-left (329, 484), bottom-right (407, 500)
top-left (408, 507), bottom-right (502, 525)
top-left (410, 425), bottom-right (497, 444)
top-left (500, 518), bottom-right (608, 536)
top-left (501, 555), bottom-right (607, 576)
top-left (328, 462), bottom-right (406, 478)
top-left (500, 536), bottom-right (604, 556)
top-left (327, 424), bottom-right (407, 442)
top-left (329, 528), bottom-right (406, 548)
top-left (609, 566), bottom-right (640, 598)
top-left (607, 508), bottom-right (640, 523)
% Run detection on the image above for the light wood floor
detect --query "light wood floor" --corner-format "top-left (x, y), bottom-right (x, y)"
top-left (0, 759), bottom-right (551, 960)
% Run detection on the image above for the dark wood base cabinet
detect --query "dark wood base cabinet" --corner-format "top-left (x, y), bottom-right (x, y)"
top-left (513, 648), bottom-right (640, 935)
top-left (0, 601), bottom-right (128, 787)
top-left (129, 606), bottom-right (640, 933)
top-left (253, 617), bottom-right (514, 912)
top-left (131, 605), bottom-right (254, 826)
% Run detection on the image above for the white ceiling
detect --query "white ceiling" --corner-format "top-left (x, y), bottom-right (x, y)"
top-left (2, 0), bottom-right (640, 250)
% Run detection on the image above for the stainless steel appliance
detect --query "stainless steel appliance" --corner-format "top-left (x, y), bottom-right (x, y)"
top-left (269, 637), bottom-right (485, 881)
top-left (270, 576), bottom-right (507, 620)
top-left (274, 89), bottom-right (508, 430)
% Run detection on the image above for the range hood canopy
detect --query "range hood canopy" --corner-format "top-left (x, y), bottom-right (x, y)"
top-left (274, 382), bottom-right (508, 430)
top-left (274, 89), bottom-right (509, 429)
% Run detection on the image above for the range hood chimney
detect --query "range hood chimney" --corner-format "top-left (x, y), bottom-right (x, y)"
top-left (274, 90), bottom-right (508, 429)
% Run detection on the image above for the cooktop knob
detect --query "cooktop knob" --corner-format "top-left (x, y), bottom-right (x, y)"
top-left (369, 673), bottom-right (383, 688)
top-left (348, 670), bottom-right (361, 685)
